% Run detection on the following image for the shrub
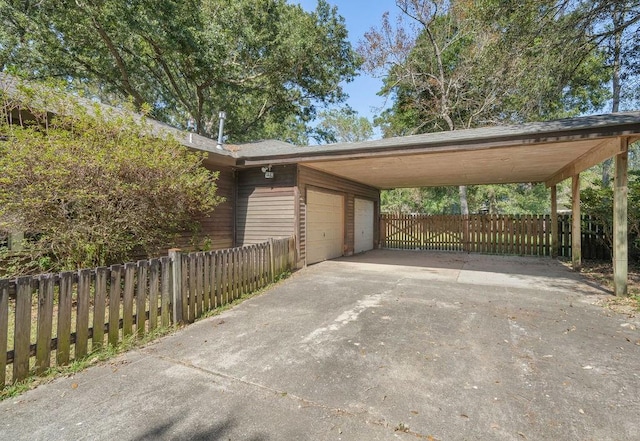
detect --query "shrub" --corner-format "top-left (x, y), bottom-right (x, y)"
top-left (0, 80), bottom-right (223, 276)
top-left (581, 170), bottom-right (640, 261)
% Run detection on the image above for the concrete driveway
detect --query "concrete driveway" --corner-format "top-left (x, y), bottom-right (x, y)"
top-left (2, 250), bottom-right (639, 440)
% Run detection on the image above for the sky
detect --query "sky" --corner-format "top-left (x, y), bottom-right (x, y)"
top-left (294, 1), bottom-right (402, 138)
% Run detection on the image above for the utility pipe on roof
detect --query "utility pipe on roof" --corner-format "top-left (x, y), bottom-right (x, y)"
top-left (216, 111), bottom-right (226, 150)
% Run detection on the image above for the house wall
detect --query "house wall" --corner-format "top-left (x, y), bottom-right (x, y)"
top-left (297, 165), bottom-right (380, 266)
top-left (236, 165), bottom-right (297, 245)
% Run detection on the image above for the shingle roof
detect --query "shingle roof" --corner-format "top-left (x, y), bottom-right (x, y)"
top-left (233, 111), bottom-right (640, 162)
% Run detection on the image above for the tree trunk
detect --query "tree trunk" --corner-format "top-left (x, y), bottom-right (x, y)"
top-left (603, 3), bottom-right (624, 188)
top-left (459, 185), bottom-right (469, 215)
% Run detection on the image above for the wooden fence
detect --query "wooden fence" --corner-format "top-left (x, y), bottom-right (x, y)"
top-left (0, 236), bottom-right (296, 388)
top-left (380, 214), bottom-right (609, 259)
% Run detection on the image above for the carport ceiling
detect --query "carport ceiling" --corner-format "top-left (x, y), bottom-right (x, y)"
top-left (235, 112), bottom-right (640, 189)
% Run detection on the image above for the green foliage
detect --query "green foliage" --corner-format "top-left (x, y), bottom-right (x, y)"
top-left (364, 0), bottom-right (611, 138)
top-left (0, 0), bottom-right (360, 143)
top-left (581, 169), bottom-right (640, 259)
top-left (381, 183), bottom-right (550, 214)
top-left (314, 107), bottom-right (373, 144)
top-left (0, 81), bottom-right (223, 276)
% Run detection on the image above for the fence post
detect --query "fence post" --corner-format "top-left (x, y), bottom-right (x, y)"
top-left (550, 185), bottom-right (558, 258)
top-left (268, 238), bottom-right (275, 282)
top-left (0, 279), bottom-right (8, 387)
top-left (288, 236), bottom-right (296, 270)
top-left (169, 249), bottom-right (183, 324)
top-left (13, 276), bottom-right (32, 382)
top-left (463, 215), bottom-right (470, 253)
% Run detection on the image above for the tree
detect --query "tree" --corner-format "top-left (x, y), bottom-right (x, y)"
top-left (0, 0), bottom-right (360, 143)
top-left (0, 80), bottom-right (223, 275)
top-left (314, 107), bottom-right (374, 143)
top-left (361, 0), bottom-right (610, 214)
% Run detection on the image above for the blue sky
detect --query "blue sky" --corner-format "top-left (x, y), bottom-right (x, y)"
top-left (294, 1), bottom-right (401, 137)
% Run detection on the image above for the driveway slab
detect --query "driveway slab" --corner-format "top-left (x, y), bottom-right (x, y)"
top-left (1, 250), bottom-right (639, 440)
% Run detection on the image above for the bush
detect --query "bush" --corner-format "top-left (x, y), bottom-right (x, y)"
top-left (581, 170), bottom-right (640, 261)
top-left (0, 81), bottom-right (223, 276)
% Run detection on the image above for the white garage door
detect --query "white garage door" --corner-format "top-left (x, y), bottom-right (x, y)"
top-left (354, 198), bottom-right (374, 254)
top-left (306, 190), bottom-right (344, 264)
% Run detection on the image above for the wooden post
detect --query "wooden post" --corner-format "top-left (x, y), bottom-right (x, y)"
top-left (35, 275), bottom-right (54, 374)
top-left (160, 257), bottom-right (171, 327)
top-left (75, 269), bottom-right (91, 358)
top-left (0, 279), bottom-right (8, 386)
top-left (551, 185), bottom-right (558, 258)
top-left (14, 277), bottom-right (32, 382)
top-left (613, 141), bottom-right (629, 296)
top-left (572, 175), bottom-right (581, 271)
top-left (169, 249), bottom-right (183, 324)
top-left (122, 263), bottom-right (135, 337)
top-left (136, 261), bottom-right (148, 336)
top-left (108, 265), bottom-right (122, 347)
top-left (57, 272), bottom-right (73, 365)
top-left (268, 238), bottom-right (275, 282)
top-left (93, 267), bottom-right (108, 349)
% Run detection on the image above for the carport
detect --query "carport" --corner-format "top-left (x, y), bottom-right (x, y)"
top-left (237, 112), bottom-right (640, 296)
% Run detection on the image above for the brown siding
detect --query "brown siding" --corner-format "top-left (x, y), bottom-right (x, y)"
top-left (297, 166), bottom-right (380, 264)
top-left (236, 165), bottom-right (297, 245)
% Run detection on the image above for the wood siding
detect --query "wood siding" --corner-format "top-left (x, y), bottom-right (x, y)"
top-left (297, 166), bottom-right (380, 264)
top-left (236, 166), bottom-right (297, 246)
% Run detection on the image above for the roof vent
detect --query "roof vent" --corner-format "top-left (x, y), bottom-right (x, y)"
top-left (216, 111), bottom-right (226, 150)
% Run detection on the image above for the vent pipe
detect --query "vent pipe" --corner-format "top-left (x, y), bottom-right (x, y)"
top-left (216, 111), bottom-right (226, 150)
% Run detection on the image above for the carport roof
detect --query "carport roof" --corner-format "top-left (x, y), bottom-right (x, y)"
top-left (232, 112), bottom-right (640, 189)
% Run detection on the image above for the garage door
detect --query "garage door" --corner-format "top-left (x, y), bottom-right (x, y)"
top-left (354, 198), bottom-right (374, 254)
top-left (306, 190), bottom-right (344, 264)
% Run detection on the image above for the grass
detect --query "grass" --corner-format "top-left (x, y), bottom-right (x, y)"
top-left (1, 325), bottom-right (173, 401)
top-left (1, 271), bottom-right (292, 400)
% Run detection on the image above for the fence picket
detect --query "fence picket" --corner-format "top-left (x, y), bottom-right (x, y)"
top-left (149, 259), bottom-right (159, 330)
top-left (75, 269), bottom-right (92, 358)
top-left (181, 255), bottom-right (189, 323)
top-left (160, 257), bottom-right (171, 327)
top-left (0, 280), bottom-right (7, 386)
top-left (236, 248), bottom-right (241, 298)
top-left (136, 261), bottom-right (148, 336)
top-left (203, 253), bottom-right (211, 312)
top-left (13, 277), bottom-right (32, 382)
top-left (108, 265), bottom-right (122, 347)
top-left (122, 263), bottom-right (135, 337)
top-left (57, 272), bottom-right (74, 365)
top-left (93, 268), bottom-right (108, 349)
top-left (195, 253), bottom-right (203, 318)
top-left (35, 275), bottom-right (54, 374)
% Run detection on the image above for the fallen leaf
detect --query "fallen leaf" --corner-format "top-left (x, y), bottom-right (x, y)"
top-left (71, 383), bottom-right (78, 389)
top-left (460, 414), bottom-right (469, 419)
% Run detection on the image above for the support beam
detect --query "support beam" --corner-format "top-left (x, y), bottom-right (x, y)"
top-left (546, 138), bottom-right (625, 188)
top-left (551, 185), bottom-right (558, 258)
top-left (572, 175), bottom-right (581, 271)
top-left (613, 139), bottom-right (629, 296)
